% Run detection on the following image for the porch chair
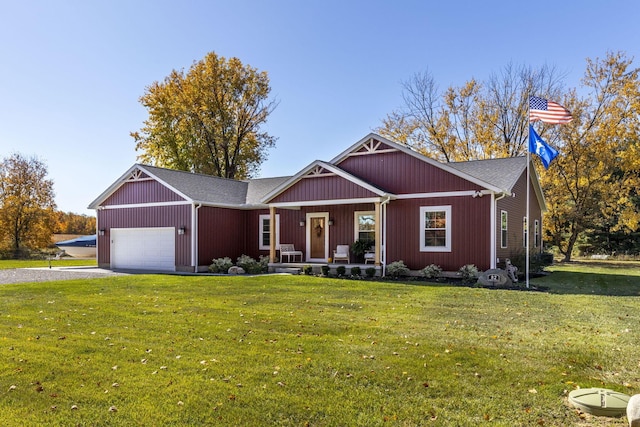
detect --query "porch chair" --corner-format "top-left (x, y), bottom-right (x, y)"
top-left (333, 245), bottom-right (350, 263)
top-left (364, 248), bottom-right (375, 264)
top-left (279, 244), bottom-right (303, 262)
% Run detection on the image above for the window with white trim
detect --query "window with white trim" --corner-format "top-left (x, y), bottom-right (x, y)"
top-left (259, 214), bottom-right (280, 250)
top-left (420, 206), bottom-right (451, 252)
top-left (354, 211), bottom-right (375, 242)
top-left (500, 210), bottom-right (508, 248)
top-left (534, 219), bottom-right (540, 248)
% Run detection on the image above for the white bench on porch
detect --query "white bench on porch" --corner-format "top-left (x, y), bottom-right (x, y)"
top-left (279, 244), bottom-right (303, 262)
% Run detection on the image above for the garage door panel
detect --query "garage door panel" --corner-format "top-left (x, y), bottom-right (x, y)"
top-left (111, 227), bottom-right (176, 271)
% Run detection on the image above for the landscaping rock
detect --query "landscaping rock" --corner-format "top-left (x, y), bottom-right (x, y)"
top-left (628, 394), bottom-right (640, 427)
top-left (476, 269), bottom-right (512, 288)
top-left (227, 266), bottom-right (245, 275)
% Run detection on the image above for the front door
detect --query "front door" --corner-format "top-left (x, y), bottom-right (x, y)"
top-left (306, 212), bottom-right (329, 261)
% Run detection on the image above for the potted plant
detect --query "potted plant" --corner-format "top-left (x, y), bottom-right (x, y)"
top-left (351, 239), bottom-right (374, 263)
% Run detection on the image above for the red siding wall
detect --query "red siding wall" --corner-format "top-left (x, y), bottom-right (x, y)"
top-left (496, 173), bottom-right (543, 263)
top-left (104, 180), bottom-right (185, 205)
top-left (270, 175), bottom-right (378, 203)
top-left (97, 205), bottom-right (192, 268)
top-left (197, 207), bottom-right (247, 265)
top-left (337, 151), bottom-right (478, 194)
top-left (386, 196), bottom-right (492, 271)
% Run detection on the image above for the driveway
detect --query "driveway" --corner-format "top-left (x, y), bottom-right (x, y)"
top-left (0, 266), bottom-right (127, 285)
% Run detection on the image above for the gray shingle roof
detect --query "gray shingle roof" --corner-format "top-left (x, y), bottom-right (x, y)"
top-left (142, 165), bottom-right (249, 205)
top-left (246, 176), bottom-right (291, 205)
top-left (448, 157), bottom-right (527, 192)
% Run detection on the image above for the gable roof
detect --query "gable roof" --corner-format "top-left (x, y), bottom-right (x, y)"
top-left (331, 133), bottom-right (508, 193)
top-left (88, 164), bottom-right (287, 209)
top-left (260, 160), bottom-right (395, 205)
top-left (448, 157), bottom-right (527, 193)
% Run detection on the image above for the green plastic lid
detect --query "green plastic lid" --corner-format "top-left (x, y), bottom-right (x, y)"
top-left (568, 388), bottom-right (630, 417)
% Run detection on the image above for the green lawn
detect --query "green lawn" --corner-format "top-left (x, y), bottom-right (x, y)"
top-left (0, 261), bottom-right (638, 426)
top-left (0, 258), bottom-right (97, 269)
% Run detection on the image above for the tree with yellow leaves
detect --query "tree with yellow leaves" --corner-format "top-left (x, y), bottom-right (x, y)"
top-left (540, 52), bottom-right (640, 260)
top-left (0, 154), bottom-right (56, 257)
top-left (378, 63), bottom-right (565, 161)
top-left (132, 52), bottom-right (278, 179)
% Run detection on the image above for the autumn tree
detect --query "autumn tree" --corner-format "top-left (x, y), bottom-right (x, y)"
top-left (132, 51), bottom-right (278, 179)
top-left (540, 52), bottom-right (640, 261)
top-left (377, 63), bottom-right (565, 161)
top-left (53, 211), bottom-right (96, 235)
top-left (0, 154), bottom-right (56, 257)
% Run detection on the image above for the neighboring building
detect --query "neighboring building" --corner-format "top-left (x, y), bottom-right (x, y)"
top-left (89, 133), bottom-right (545, 273)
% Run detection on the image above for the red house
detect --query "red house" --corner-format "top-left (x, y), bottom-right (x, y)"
top-left (89, 133), bottom-right (545, 274)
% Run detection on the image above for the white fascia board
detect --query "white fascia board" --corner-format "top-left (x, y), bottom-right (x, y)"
top-left (331, 133), bottom-right (505, 194)
top-left (270, 197), bottom-right (387, 208)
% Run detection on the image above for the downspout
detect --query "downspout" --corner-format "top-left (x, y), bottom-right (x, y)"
top-left (491, 192), bottom-right (508, 269)
top-left (380, 196), bottom-right (391, 277)
top-left (192, 203), bottom-right (202, 272)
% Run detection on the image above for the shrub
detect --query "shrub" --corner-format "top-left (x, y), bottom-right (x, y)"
top-left (236, 255), bottom-right (262, 274)
top-left (421, 264), bottom-right (442, 280)
top-left (258, 255), bottom-right (270, 273)
top-left (459, 264), bottom-right (479, 282)
top-left (350, 266), bottom-right (361, 277)
top-left (321, 265), bottom-right (330, 276)
top-left (336, 265), bottom-right (346, 276)
top-left (386, 260), bottom-right (410, 278)
top-left (365, 267), bottom-right (376, 278)
top-left (303, 265), bottom-right (313, 275)
top-left (208, 257), bottom-right (233, 273)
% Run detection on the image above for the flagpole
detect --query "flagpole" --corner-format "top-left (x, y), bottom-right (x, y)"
top-left (526, 106), bottom-right (531, 289)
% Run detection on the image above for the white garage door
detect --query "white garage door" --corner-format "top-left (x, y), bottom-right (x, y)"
top-left (111, 227), bottom-right (176, 271)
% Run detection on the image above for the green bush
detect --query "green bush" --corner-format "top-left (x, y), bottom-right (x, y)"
top-left (236, 255), bottom-right (263, 274)
top-left (321, 265), bottom-right (330, 276)
top-left (258, 255), bottom-right (270, 273)
top-left (208, 257), bottom-right (233, 273)
top-left (459, 264), bottom-right (479, 282)
top-left (350, 266), bottom-right (361, 277)
top-left (365, 267), bottom-right (376, 278)
top-left (421, 264), bottom-right (442, 279)
top-left (386, 260), bottom-right (410, 278)
top-left (336, 265), bottom-right (346, 276)
top-left (303, 265), bottom-right (313, 275)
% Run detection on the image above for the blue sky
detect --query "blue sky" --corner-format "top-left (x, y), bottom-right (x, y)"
top-left (1, 0), bottom-right (639, 215)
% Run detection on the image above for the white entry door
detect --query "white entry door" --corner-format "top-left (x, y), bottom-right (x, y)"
top-left (111, 227), bottom-right (176, 271)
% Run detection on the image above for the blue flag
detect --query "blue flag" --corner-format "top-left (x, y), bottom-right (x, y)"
top-left (529, 125), bottom-right (559, 169)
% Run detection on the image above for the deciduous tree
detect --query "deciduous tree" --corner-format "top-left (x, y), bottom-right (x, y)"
top-left (0, 154), bottom-right (56, 257)
top-left (541, 52), bottom-right (640, 260)
top-left (132, 52), bottom-right (278, 179)
top-left (377, 63), bottom-right (565, 161)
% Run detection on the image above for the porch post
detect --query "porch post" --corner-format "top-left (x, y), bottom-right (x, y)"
top-left (269, 206), bottom-right (276, 263)
top-left (374, 201), bottom-right (381, 266)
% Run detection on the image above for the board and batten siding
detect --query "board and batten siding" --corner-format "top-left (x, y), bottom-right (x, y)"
top-left (385, 196), bottom-right (492, 271)
top-left (495, 172), bottom-right (542, 263)
top-left (337, 148), bottom-right (478, 195)
top-left (97, 204), bottom-right (192, 269)
top-left (103, 179), bottom-right (186, 205)
top-left (269, 175), bottom-right (378, 204)
top-left (197, 207), bottom-right (247, 265)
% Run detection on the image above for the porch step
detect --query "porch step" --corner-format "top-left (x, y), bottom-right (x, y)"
top-left (275, 267), bottom-right (302, 275)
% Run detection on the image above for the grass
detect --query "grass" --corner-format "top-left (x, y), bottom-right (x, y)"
top-left (0, 261), bottom-right (638, 426)
top-left (0, 258), bottom-right (97, 269)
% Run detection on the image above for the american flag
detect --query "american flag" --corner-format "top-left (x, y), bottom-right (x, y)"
top-left (529, 96), bottom-right (572, 124)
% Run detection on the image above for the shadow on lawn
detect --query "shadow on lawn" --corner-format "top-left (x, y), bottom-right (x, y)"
top-left (530, 268), bottom-right (640, 296)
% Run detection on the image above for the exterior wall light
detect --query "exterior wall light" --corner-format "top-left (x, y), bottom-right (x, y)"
top-left (178, 227), bottom-right (186, 235)
top-left (98, 229), bottom-right (105, 236)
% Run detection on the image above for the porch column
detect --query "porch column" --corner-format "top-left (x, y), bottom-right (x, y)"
top-left (269, 206), bottom-right (276, 263)
top-left (374, 201), bottom-right (381, 266)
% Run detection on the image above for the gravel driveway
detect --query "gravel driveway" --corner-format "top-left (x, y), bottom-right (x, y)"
top-left (0, 267), bottom-right (127, 285)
